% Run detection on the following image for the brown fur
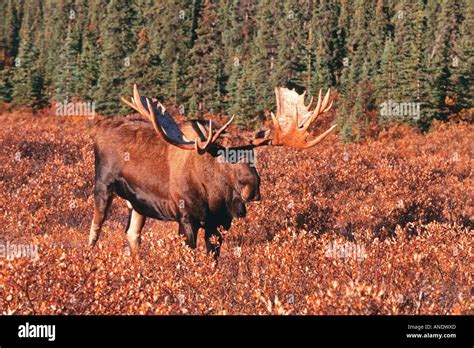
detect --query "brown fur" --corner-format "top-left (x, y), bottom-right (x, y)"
top-left (89, 117), bottom-right (260, 258)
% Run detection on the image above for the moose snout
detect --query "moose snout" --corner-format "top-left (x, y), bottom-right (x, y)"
top-left (231, 199), bottom-right (247, 218)
top-left (248, 189), bottom-right (261, 202)
top-left (239, 183), bottom-right (261, 202)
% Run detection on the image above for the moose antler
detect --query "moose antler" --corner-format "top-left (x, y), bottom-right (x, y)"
top-left (252, 87), bottom-right (336, 149)
top-left (121, 84), bottom-right (234, 153)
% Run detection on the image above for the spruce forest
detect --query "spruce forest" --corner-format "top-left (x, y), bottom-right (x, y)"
top-left (0, 0), bottom-right (472, 320)
top-left (0, 0), bottom-right (472, 138)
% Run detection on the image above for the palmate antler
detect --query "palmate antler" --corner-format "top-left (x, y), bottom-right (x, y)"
top-left (252, 87), bottom-right (336, 149)
top-left (121, 84), bottom-right (234, 154)
top-left (122, 84), bottom-right (335, 153)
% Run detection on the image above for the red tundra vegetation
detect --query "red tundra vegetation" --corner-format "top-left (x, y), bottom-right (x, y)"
top-left (0, 112), bottom-right (472, 314)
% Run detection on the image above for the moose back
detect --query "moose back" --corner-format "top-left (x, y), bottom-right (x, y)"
top-left (89, 85), bottom-right (336, 258)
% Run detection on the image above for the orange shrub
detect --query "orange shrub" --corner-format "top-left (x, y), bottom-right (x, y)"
top-left (0, 114), bottom-right (472, 314)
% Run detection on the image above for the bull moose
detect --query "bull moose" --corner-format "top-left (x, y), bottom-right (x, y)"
top-left (89, 84), bottom-right (336, 258)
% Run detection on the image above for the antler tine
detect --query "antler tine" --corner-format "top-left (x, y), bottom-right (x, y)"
top-left (195, 120), bottom-right (214, 152)
top-left (275, 87), bottom-right (282, 117)
top-left (195, 121), bottom-right (209, 137)
top-left (301, 89), bottom-right (323, 131)
top-left (122, 84), bottom-right (235, 154)
top-left (194, 121), bottom-right (212, 154)
top-left (320, 88), bottom-right (331, 112)
top-left (128, 85), bottom-right (174, 143)
top-left (157, 101), bottom-right (166, 113)
top-left (135, 86), bottom-right (169, 139)
top-left (301, 89), bottom-right (333, 132)
top-left (194, 114), bottom-right (235, 151)
top-left (314, 89), bottom-right (323, 115)
top-left (145, 97), bottom-right (164, 136)
top-left (306, 95), bottom-right (314, 111)
top-left (270, 111), bottom-right (283, 144)
top-left (293, 105), bottom-right (300, 132)
top-left (304, 124), bottom-right (337, 148)
top-left (211, 115), bottom-right (235, 143)
top-left (121, 96), bottom-right (140, 114)
top-left (145, 95), bottom-right (187, 147)
top-left (122, 85), bottom-right (196, 151)
top-left (142, 98), bottom-right (162, 136)
top-left (121, 86), bottom-right (144, 115)
top-left (133, 84), bottom-right (151, 120)
top-left (322, 99), bottom-right (334, 113)
top-left (250, 86), bottom-right (336, 149)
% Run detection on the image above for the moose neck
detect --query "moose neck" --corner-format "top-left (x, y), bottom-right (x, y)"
top-left (187, 151), bottom-right (235, 207)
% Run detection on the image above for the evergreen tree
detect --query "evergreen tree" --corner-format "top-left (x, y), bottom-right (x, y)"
top-left (218, 0), bottom-right (244, 116)
top-left (391, 0), bottom-right (431, 127)
top-left (375, 37), bottom-right (397, 126)
top-left (0, 69), bottom-right (13, 102)
top-left (335, 0), bottom-right (352, 85)
top-left (309, 0), bottom-right (341, 90)
top-left (337, 0), bottom-right (375, 142)
top-left (227, 55), bottom-right (257, 126)
top-left (121, 26), bottom-right (161, 112)
top-left (450, 1), bottom-right (473, 117)
top-left (150, 0), bottom-right (194, 105)
top-left (0, 0), bottom-right (18, 102)
top-left (186, 0), bottom-right (223, 117)
top-left (77, 1), bottom-right (100, 101)
top-left (426, 0), bottom-right (465, 122)
top-left (0, 0), bottom-right (470, 134)
top-left (425, 0), bottom-right (442, 44)
top-left (243, 0), bottom-right (275, 120)
top-left (337, 64), bottom-right (356, 143)
top-left (2, 0), bottom-right (20, 62)
top-left (11, 0), bottom-right (46, 109)
top-left (95, 0), bottom-right (135, 116)
top-left (54, 20), bottom-right (82, 103)
top-left (218, 0), bottom-right (242, 78)
top-left (367, 0), bottom-right (389, 79)
top-left (40, 1), bottom-right (67, 100)
top-left (273, 2), bottom-right (305, 87)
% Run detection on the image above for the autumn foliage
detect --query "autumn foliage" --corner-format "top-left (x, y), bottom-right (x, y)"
top-left (0, 113), bottom-right (472, 315)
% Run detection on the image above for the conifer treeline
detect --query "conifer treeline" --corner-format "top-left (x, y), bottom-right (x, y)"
top-left (0, 0), bottom-right (472, 140)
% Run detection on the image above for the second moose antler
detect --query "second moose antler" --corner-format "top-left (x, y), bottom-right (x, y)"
top-left (253, 87), bottom-right (336, 149)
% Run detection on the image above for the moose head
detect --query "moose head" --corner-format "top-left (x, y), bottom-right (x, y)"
top-left (89, 84), bottom-right (336, 258)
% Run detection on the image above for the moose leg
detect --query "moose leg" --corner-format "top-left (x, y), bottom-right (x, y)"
top-left (126, 209), bottom-right (146, 254)
top-left (204, 225), bottom-right (222, 259)
top-left (88, 183), bottom-right (113, 247)
top-left (178, 216), bottom-right (199, 249)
